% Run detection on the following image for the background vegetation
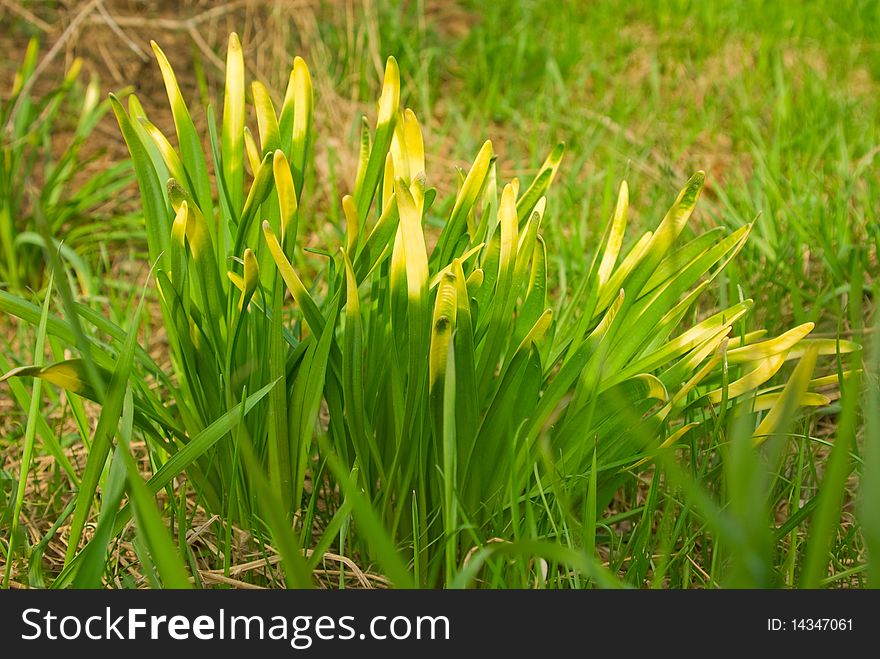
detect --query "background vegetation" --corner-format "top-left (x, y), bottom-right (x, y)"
top-left (0, 0), bottom-right (877, 589)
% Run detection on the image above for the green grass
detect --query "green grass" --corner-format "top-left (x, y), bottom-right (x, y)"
top-left (306, 0), bottom-right (878, 332)
top-left (0, 0), bottom-right (877, 589)
top-left (0, 38), bottom-right (140, 296)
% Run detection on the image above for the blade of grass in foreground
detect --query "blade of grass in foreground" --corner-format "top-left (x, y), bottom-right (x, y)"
top-left (2, 273), bottom-right (53, 589)
top-left (36, 209), bottom-right (107, 406)
top-left (64, 273), bottom-right (146, 564)
top-left (860, 307), bottom-right (880, 587)
top-left (800, 363), bottom-right (862, 587)
top-left (235, 423), bottom-right (313, 588)
top-left (71, 445), bottom-right (128, 588)
top-left (724, 412), bottom-right (775, 588)
top-left (117, 389), bottom-right (192, 588)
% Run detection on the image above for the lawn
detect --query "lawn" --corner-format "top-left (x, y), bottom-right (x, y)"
top-left (0, 0), bottom-right (877, 589)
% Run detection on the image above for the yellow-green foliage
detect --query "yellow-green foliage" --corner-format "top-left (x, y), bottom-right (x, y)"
top-left (0, 33), bottom-right (860, 587)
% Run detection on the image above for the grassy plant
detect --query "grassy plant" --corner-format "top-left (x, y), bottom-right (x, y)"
top-left (294, 108), bottom-right (858, 584)
top-left (0, 38), bottom-right (137, 295)
top-left (0, 30), bottom-right (864, 588)
top-left (11, 34), bottom-right (317, 580)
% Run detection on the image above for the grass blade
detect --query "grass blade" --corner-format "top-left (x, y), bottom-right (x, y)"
top-left (2, 273), bottom-right (53, 588)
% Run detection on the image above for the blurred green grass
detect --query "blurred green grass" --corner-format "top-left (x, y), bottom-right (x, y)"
top-left (309, 0), bottom-right (877, 333)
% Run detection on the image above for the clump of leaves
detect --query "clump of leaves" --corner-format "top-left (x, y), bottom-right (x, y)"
top-left (0, 34), bottom-right (859, 588)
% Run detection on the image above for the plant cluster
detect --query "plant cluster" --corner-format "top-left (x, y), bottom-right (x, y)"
top-left (0, 34), bottom-right (859, 587)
